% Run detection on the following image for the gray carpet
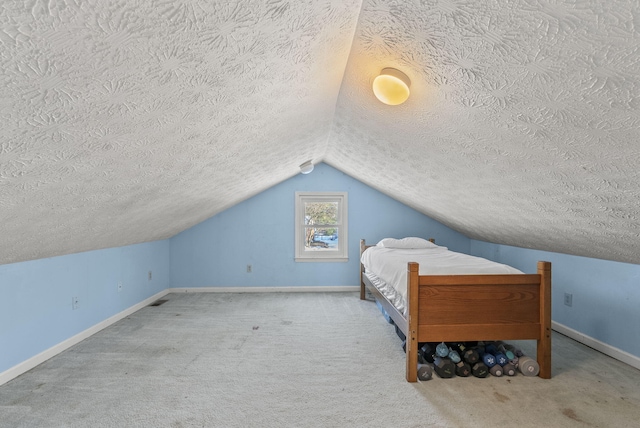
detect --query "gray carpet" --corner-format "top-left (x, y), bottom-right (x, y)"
top-left (1, 292), bottom-right (639, 427)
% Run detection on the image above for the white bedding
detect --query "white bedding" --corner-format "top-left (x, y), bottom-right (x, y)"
top-left (361, 245), bottom-right (523, 315)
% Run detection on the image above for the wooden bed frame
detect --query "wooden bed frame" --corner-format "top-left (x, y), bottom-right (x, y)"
top-left (359, 239), bottom-right (552, 382)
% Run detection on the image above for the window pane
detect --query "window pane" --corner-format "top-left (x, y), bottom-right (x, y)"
top-left (304, 202), bottom-right (338, 225)
top-left (304, 227), bottom-right (339, 251)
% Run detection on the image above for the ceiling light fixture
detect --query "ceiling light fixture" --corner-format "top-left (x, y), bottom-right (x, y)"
top-left (299, 160), bottom-right (314, 174)
top-left (372, 68), bottom-right (411, 106)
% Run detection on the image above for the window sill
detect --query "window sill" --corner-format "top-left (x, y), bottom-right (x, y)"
top-left (295, 257), bottom-right (349, 263)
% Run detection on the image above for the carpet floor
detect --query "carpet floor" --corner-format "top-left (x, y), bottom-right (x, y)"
top-left (1, 292), bottom-right (639, 427)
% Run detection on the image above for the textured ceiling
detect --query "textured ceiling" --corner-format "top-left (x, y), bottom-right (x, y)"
top-left (1, 0), bottom-right (640, 266)
top-left (0, 0), bottom-right (361, 264)
top-left (326, 0), bottom-right (640, 264)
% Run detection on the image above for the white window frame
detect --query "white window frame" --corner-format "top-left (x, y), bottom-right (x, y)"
top-left (295, 191), bottom-right (348, 262)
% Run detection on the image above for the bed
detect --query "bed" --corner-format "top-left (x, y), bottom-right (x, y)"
top-left (359, 237), bottom-right (552, 382)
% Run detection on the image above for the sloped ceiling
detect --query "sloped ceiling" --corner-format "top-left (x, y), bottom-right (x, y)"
top-left (1, 0), bottom-right (639, 266)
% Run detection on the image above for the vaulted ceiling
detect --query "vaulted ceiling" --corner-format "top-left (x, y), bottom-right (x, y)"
top-left (1, 0), bottom-right (639, 266)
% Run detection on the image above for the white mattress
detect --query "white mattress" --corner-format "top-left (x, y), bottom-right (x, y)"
top-left (361, 246), bottom-right (523, 315)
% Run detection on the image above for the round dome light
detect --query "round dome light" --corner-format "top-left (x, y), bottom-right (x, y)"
top-left (372, 68), bottom-right (411, 106)
top-left (299, 160), bottom-right (314, 174)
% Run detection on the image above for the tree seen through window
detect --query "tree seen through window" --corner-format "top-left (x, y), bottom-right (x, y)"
top-left (304, 201), bottom-right (339, 250)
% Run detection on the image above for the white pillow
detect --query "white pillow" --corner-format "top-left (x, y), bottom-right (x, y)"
top-left (376, 237), bottom-right (439, 249)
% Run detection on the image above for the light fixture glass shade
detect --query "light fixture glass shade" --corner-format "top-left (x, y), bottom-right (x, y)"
top-left (372, 68), bottom-right (411, 105)
top-left (299, 160), bottom-right (314, 174)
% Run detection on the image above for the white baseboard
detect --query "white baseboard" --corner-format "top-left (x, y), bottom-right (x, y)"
top-left (0, 290), bottom-right (169, 387)
top-left (168, 286), bottom-right (360, 293)
top-left (552, 321), bottom-right (640, 371)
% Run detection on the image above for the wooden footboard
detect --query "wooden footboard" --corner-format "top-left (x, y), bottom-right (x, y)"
top-left (360, 239), bottom-right (552, 382)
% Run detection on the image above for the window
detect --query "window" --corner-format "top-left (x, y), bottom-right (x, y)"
top-left (295, 192), bottom-right (348, 262)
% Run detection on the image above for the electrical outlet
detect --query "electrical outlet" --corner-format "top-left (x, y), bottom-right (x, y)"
top-left (72, 297), bottom-right (79, 310)
top-left (148, 270), bottom-right (152, 281)
top-left (118, 281), bottom-right (123, 292)
top-left (246, 264), bottom-right (252, 273)
top-left (564, 292), bottom-right (573, 307)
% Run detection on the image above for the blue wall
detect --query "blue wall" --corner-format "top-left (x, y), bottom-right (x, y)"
top-left (0, 241), bottom-right (170, 374)
top-left (170, 162), bottom-right (469, 288)
top-left (470, 240), bottom-right (640, 359)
